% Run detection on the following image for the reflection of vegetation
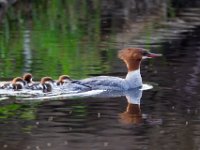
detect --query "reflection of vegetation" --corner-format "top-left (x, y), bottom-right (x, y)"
top-left (0, 103), bottom-right (38, 133)
top-left (0, 0), bottom-right (114, 80)
top-left (72, 104), bottom-right (88, 117)
top-left (167, 0), bottom-right (176, 18)
top-left (22, 125), bottom-right (35, 133)
top-left (0, 103), bottom-right (36, 120)
top-left (0, 104), bottom-right (21, 119)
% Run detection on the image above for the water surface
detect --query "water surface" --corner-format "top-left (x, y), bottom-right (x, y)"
top-left (0, 1), bottom-right (200, 150)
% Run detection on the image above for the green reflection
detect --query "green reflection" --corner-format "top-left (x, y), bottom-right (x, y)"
top-left (0, 103), bottom-right (36, 120)
top-left (167, 0), bottom-right (176, 18)
top-left (0, 102), bottom-right (38, 134)
top-left (0, 0), bottom-right (114, 80)
top-left (72, 104), bottom-right (88, 117)
top-left (0, 104), bottom-right (21, 119)
top-left (22, 125), bottom-right (35, 133)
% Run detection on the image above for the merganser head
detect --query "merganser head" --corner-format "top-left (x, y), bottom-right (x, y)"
top-left (23, 73), bottom-right (33, 84)
top-left (118, 48), bottom-right (162, 72)
top-left (12, 77), bottom-right (26, 90)
top-left (40, 77), bottom-right (54, 92)
top-left (57, 75), bottom-right (72, 85)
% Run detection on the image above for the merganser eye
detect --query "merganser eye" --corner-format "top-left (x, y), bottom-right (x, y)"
top-left (142, 51), bottom-right (149, 56)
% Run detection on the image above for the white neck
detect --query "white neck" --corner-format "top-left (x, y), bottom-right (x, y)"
top-left (125, 69), bottom-right (142, 89)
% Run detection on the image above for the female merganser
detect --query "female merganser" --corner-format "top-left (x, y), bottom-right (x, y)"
top-left (0, 77), bottom-right (26, 90)
top-left (26, 77), bottom-right (54, 92)
top-left (75, 48), bottom-right (162, 91)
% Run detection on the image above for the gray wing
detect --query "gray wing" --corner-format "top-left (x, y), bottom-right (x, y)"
top-left (77, 76), bottom-right (126, 90)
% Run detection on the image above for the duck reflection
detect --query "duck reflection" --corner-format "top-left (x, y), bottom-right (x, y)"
top-left (119, 104), bottom-right (142, 124)
top-left (119, 88), bottom-right (162, 125)
top-left (98, 86), bottom-right (161, 125)
top-left (119, 89), bottom-right (143, 124)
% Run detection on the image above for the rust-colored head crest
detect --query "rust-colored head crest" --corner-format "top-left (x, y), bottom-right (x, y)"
top-left (12, 77), bottom-right (25, 90)
top-left (57, 75), bottom-right (72, 85)
top-left (40, 77), bottom-right (54, 84)
top-left (118, 48), bottom-right (144, 61)
top-left (58, 75), bottom-right (71, 81)
top-left (12, 77), bottom-right (25, 84)
top-left (23, 73), bottom-right (32, 83)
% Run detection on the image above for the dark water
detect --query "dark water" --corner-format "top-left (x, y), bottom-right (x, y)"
top-left (0, 1), bottom-right (200, 150)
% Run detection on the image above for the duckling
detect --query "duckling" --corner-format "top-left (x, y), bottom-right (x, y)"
top-left (41, 77), bottom-right (55, 92)
top-left (56, 75), bottom-right (72, 85)
top-left (23, 73), bottom-right (33, 85)
top-left (12, 77), bottom-right (26, 90)
top-left (0, 77), bottom-right (26, 90)
top-left (26, 77), bottom-right (54, 92)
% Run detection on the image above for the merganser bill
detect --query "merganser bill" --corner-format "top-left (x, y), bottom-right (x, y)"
top-left (74, 48), bottom-right (162, 90)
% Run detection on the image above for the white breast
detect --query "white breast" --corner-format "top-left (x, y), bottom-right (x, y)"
top-left (125, 69), bottom-right (142, 89)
